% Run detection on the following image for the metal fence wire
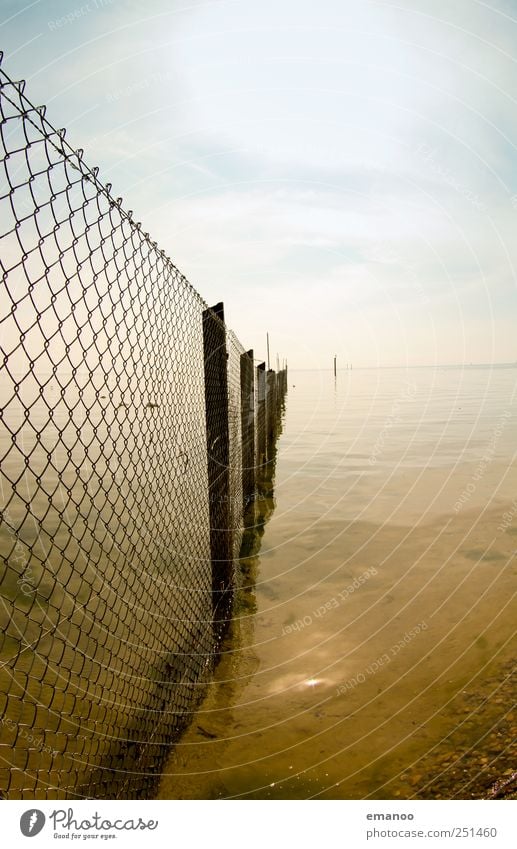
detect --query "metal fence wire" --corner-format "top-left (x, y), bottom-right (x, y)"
top-left (0, 61), bottom-right (287, 799)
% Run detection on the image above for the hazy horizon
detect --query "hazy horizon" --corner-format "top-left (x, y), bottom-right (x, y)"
top-left (289, 360), bottom-right (517, 370)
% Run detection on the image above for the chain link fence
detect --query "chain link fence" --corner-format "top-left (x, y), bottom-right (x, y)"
top-left (0, 61), bottom-right (287, 799)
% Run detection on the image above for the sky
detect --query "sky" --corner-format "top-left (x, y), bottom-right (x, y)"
top-left (2, 0), bottom-right (517, 368)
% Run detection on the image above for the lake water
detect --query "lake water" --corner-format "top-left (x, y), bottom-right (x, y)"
top-left (158, 365), bottom-right (517, 800)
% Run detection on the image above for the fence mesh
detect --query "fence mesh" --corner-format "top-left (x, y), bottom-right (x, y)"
top-left (0, 61), bottom-right (287, 799)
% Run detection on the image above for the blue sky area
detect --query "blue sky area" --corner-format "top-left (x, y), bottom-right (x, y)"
top-left (2, 0), bottom-right (517, 367)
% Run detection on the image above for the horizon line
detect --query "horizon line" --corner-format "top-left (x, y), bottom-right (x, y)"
top-left (288, 361), bottom-right (517, 371)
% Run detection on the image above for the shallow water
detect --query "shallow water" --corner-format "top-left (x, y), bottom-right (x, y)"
top-left (158, 365), bottom-right (517, 800)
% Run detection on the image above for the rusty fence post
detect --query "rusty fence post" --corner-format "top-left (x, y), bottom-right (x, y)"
top-left (202, 302), bottom-right (232, 642)
top-left (240, 349), bottom-right (255, 515)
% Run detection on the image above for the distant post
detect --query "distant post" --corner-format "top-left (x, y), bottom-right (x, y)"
top-left (334, 354), bottom-right (337, 378)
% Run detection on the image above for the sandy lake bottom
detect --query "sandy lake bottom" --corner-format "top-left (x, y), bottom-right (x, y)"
top-left (158, 367), bottom-right (516, 800)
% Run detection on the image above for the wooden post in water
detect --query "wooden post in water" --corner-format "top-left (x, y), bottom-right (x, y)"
top-left (334, 354), bottom-right (337, 378)
top-left (240, 349), bottom-right (255, 516)
top-left (256, 362), bottom-right (267, 472)
top-left (202, 301), bottom-right (232, 642)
